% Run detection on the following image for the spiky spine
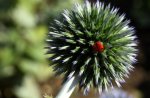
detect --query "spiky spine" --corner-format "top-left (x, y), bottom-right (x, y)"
top-left (47, 1), bottom-right (137, 94)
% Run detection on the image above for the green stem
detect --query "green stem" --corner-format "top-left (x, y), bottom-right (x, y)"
top-left (55, 75), bottom-right (79, 98)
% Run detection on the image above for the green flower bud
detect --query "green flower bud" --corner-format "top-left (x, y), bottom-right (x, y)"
top-left (47, 1), bottom-right (138, 94)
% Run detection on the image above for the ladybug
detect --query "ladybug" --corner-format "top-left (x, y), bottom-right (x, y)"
top-left (92, 41), bottom-right (104, 53)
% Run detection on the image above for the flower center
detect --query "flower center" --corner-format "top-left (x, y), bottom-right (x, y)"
top-left (92, 41), bottom-right (104, 52)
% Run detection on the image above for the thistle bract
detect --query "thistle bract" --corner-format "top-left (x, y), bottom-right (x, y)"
top-left (47, 1), bottom-right (137, 93)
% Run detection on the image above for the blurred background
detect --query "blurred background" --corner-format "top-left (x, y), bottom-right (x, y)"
top-left (0, 0), bottom-right (149, 98)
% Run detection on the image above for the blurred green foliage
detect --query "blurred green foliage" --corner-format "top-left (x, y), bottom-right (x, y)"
top-left (0, 0), bottom-right (82, 98)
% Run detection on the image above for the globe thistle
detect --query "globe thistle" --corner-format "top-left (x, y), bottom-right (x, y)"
top-left (47, 1), bottom-right (137, 94)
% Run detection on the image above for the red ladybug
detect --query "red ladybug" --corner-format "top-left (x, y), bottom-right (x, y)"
top-left (92, 41), bottom-right (104, 53)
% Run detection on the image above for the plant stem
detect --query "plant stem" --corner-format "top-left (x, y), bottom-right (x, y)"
top-left (55, 75), bottom-right (80, 98)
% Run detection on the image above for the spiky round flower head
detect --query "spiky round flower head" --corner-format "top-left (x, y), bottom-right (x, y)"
top-left (47, 1), bottom-right (137, 94)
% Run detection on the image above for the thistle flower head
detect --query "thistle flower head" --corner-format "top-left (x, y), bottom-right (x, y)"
top-left (47, 1), bottom-right (137, 94)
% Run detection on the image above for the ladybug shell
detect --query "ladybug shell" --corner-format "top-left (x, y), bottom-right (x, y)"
top-left (92, 41), bottom-right (104, 52)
